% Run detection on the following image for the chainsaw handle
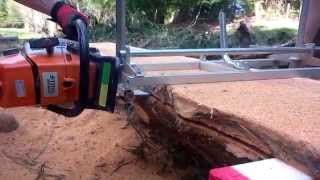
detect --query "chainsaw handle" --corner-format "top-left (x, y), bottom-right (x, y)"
top-left (75, 19), bottom-right (90, 108)
top-left (48, 19), bottom-right (89, 117)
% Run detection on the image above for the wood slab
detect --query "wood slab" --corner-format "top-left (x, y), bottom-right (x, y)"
top-left (92, 42), bottom-right (320, 177)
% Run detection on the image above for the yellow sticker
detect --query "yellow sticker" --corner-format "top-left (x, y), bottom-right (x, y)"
top-left (99, 84), bottom-right (109, 107)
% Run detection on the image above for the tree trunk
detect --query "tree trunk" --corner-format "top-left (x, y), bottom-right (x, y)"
top-left (155, 8), bottom-right (165, 24)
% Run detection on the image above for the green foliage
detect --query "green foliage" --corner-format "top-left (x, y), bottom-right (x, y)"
top-left (250, 27), bottom-right (297, 45)
top-left (75, 0), bottom-right (300, 25)
top-left (89, 23), bottom-right (115, 42)
top-left (88, 0), bottom-right (255, 25)
top-left (127, 0), bottom-right (175, 24)
top-left (67, 0), bottom-right (116, 24)
top-left (240, 0), bottom-right (255, 16)
top-left (190, 0), bottom-right (231, 22)
top-left (127, 0), bottom-right (232, 24)
top-left (87, 0), bottom-right (115, 23)
top-left (0, 1), bottom-right (24, 28)
top-left (90, 20), bottom-right (297, 49)
top-left (0, 28), bottom-right (40, 39)
top-left (259, 0), bottom-right (301, 16)
top-left (0, 0), bottom-right (8, 21)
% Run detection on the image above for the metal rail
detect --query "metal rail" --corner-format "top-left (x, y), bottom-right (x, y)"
top-left (133, 58), bottom-right (308, 73)
top-left (126, 67), bottom-right (320, 87)
top-left (129, 47), bottom-right (319, 57)
top-left (136, 61), bottom-right (199, 71)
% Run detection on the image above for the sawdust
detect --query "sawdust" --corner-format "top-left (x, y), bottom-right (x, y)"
top-left (0, 107), bottom-right (179, 180)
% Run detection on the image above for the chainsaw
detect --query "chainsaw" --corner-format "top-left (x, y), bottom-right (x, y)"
top-left (0, 20), bottom-right (120, 117)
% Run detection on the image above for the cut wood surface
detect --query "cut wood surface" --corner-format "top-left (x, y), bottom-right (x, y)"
top-left (154, 79), bottom-right (320, 175)
top-left (93, 42), bottom-right (320, 177)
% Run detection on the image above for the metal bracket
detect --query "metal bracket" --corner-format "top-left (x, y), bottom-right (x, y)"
top-left (222, 54), bottom-right (250, 70)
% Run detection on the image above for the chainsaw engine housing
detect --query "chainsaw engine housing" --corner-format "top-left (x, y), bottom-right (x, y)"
top-left (0, 38), bottom-right (119, 113)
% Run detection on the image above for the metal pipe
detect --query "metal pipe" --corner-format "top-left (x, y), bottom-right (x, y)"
top-left (116, 0), bottom-right (126, 58)
top-left (136, 61), bottom-right (199, 71)
top-left (126, 67), bottom-right (320, 87)
top-left (219, 11), bottom-right (228, 48)
top-left (130, 47), bottom-right (319, 57)
top-left (296, 0), bottom-right (310, 46)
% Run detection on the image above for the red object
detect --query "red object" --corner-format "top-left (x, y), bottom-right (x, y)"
top-left (209, 167), bottom-right (249, 180)
top-left (55, 4), bottom-right (89, 39)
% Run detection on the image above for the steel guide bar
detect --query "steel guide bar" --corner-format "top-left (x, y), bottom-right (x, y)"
top-left (129, 46), bottom-right (319, 57)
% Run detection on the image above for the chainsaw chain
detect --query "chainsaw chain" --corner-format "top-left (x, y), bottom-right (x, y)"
top-left (124, 89), bottom-right (135, 120)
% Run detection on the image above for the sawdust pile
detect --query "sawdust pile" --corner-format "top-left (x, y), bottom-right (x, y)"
top-left (0, 107), bottom-right (180, 180)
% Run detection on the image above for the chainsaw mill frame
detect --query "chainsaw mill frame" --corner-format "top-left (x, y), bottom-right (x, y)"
top-left (115, 0), bottom-right (320, 91)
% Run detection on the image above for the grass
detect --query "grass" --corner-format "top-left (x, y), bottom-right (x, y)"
top-left (0, 21), bottom-right (298, 50)
top-left (90, 23), bottom-right (297, 49)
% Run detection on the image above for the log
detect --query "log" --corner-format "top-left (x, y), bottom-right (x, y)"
top-left (133, 79), bottom-right (320, 178)
top-left (92, 42), bottom-right (320, 178)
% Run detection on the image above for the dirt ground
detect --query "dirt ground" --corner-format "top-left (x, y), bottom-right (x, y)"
top-left (0, 107), bottom-right (180, 180)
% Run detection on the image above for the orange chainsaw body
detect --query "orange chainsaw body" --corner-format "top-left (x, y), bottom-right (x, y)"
top-left (0, 21), bottom-right (119, 115)
top-left (0, 54), bottom-right (36, 107)
top-left (0, 51), bottom-right (96, 108)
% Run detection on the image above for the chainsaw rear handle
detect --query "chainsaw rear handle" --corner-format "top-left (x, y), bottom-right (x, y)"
top-left (47, 19), bottom-right (89, 117)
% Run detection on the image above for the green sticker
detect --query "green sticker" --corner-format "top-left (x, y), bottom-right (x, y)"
top-left (99, 63), bottom-right (111, 107)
